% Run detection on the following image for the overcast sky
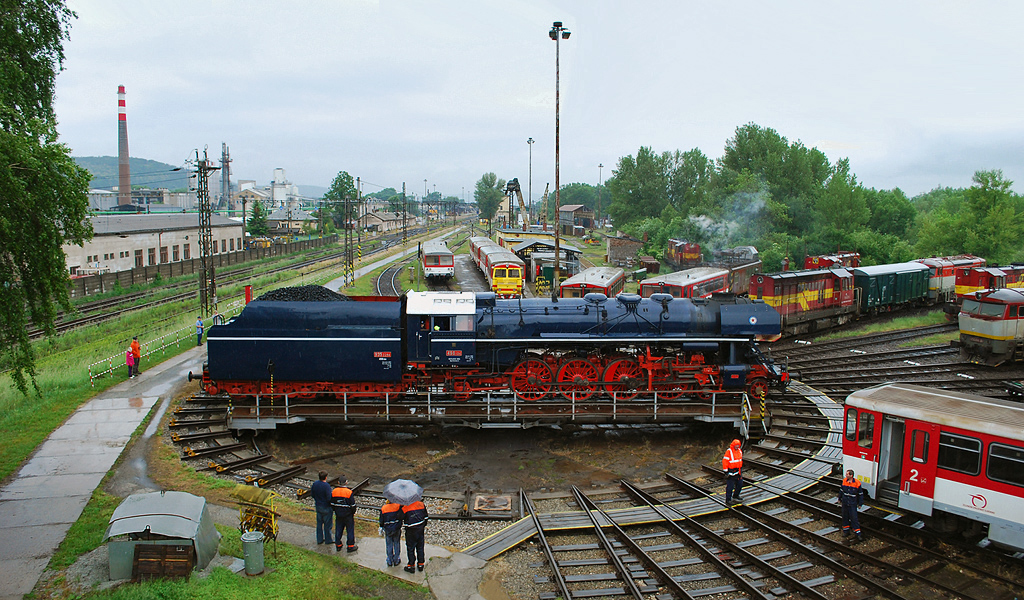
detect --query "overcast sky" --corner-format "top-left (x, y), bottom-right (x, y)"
top-left (55, 0), bottom-right (1024, 200)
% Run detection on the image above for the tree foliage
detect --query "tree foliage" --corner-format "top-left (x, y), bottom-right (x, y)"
top-left (474, 172), bottom-right (505, 222)
top-left (323, 170), bottom-right (357, 228)
top-left (1, 0), bottom-right (92, 394)
top-left (247, 201), bottom-right (269, 236)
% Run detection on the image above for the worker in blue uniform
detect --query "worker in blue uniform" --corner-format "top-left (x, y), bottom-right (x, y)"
top-left (402, 500), bottom-right (428, 573)
top-left (331, 476), bottom-right (358, 552)
top-left (838, 469), bottom-right (865, 542)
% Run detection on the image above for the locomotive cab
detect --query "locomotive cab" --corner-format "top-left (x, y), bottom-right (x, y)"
top-left (405, 291), bottom-right (477, 367)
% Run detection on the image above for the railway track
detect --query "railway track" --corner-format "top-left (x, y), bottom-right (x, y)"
top-left (776, 323), bottom-right (958, 359)
top-left (466, 385), bottom-right (1024, 599)
top-left (375, 263), bottom-right (406, 296)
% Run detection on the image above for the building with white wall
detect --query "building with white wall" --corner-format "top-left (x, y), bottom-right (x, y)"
top-left (64, 214), bottom-right (244, 275)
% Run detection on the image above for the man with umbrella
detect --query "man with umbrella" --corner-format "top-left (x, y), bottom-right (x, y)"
top-left (384, 479), bottom-right (428, 573)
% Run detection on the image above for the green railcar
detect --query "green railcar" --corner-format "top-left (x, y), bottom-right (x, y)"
top-left (852, 262), bottom-right (930, 313)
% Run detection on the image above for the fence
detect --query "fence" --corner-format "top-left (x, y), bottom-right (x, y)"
top-left (69, 235), bottom-right (338, 299)
top-left (87, 298), bottom-right (249, 386)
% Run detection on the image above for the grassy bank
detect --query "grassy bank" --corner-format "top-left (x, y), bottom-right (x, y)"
top-left (813, 310), bottom-right (950, 342)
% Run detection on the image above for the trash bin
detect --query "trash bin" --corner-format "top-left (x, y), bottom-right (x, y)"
top-left (240, 530), bottom-right (264, 575)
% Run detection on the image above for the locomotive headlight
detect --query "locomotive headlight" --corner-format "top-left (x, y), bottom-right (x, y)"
top-left (749, 316), bottom-right (758, 325)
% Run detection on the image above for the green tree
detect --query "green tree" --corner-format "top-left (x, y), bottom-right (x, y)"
top-left (247, 201), bottom-right (269, 236)
top-left (606, 146), bottom-right (669, 227)
top-left (865, 187), bottom-right (916, 238)
top-left (666, 148), bottom-right (713, 215)
top-left (1, 0), bottom-right (92, 394)
top-left (324, 170), bottom-right (357, 228)
top-left (474, 172), bottom-right (505, 222)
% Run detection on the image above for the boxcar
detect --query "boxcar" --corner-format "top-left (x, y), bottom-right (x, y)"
top-left (851, 262), bottom-right (930, 313)
top-left (915, 255), bottom-right (986, 303)
top-left (843, 383), bottom-right (1024, 551)
top-left (420, 239), bottom-right (454, 280)
top-left (638, 267), bottom-right (729, 299)
top-left (959, 288), bottom-right (1024, 366)
top-left (749, 268), bottom-right (856, 335)
top-left (559, 267), bottom-right (626, 299)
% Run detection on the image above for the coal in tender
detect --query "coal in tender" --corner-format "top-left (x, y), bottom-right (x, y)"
top-left (255, 285), bottom-right (351, 302)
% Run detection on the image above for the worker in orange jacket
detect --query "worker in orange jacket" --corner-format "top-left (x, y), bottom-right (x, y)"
top-left (722, 438), bottom-right (743, 504)
top-left (379, 501), bottom-right (403, 567)
top-left (331, 477), bottom-right (358, 553)
top-left (838, 469), bottom-right (865, 542)
top-left (130, 336), bottom-right (141, 376)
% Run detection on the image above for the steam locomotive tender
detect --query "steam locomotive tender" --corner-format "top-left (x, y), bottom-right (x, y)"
top-left (201, 291), bottom-right (788, 402)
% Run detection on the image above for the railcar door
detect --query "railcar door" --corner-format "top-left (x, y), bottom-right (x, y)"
top-left (898, 419), bottom-right (940, 516)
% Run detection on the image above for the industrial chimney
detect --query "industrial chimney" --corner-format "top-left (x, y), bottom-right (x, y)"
top-left (117, 85), bottom-right (131, 206)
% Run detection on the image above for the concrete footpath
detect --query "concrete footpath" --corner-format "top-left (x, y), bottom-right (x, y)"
top-left (0, 341), bottom-right (493, 600)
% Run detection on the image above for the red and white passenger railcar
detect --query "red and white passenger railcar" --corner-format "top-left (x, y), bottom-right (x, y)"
top-left (638, 267), bottom-right (729, 299)
top-left (843, 383), bottom-right (1024, 551)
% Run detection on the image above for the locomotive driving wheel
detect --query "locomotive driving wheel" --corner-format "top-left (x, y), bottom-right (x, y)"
top-left (651, 357), bottom-right (691, 400)
top-left (557, 358), bottom-right (600, 401)
top-left (509, 357), bottom-right (553, 401)
top-left (603, 358), bottom-right (645, 400)
top-left (747, 378), bottom-right (769, 401)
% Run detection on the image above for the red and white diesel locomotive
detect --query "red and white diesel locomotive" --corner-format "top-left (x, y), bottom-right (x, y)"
top-left (958, 288), bottom-right (1024, 366)
top-left (842, 383), bottom-right (1024, 551)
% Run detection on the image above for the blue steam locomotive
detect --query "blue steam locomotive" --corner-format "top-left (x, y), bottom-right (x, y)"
top-left (200, 290), bottom-right (788, 402)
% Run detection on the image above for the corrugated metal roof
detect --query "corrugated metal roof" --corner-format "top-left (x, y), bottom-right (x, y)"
top-left (846, 383), bottom-right (1024, 441)
top-left (90, 214), bottom-right (239, 235)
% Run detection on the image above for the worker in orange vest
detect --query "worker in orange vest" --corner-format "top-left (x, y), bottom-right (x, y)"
top-left (331, 476), bottom-right (358, 553)
top-left (838, 469), bottom-right (865, 542)
top-left (722, 438), bottom-right (743, 504)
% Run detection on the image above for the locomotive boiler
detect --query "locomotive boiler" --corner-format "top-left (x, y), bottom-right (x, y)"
top-left (200, 290), bottom-right (788, 403)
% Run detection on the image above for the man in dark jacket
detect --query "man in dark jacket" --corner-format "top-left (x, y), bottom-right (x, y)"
top-left (332, 476), bottom-right (358, 552)
top-left (402, 500), bottom-right (428, 573)
top-left (379, 501), bottom-right (403, 567)
top-left (838, 469), bottom-right (865, 541)
top-left (310, 471), bottom-right (333, 545)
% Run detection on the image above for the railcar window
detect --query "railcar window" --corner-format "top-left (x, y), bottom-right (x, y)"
top-left (910, 430), bottom-right (929, 463)
top-left (961, 300), bottom-right (980, 314)
top-left (509, 268), bottom-right (521, 278)
top-left (980, 303), bottom-right (1007, 317)
top-left (454, 315), bottom-right (474, 331)
top-left (937, 433), bottom-right (981, 475)
top-left (495, 268), bottom-right (507, 278)
top-left (988, 443), bottom-right (1024, 487)
top-left (845, 409), bottom-right (857, 441)
top-left (858, 412), bottom-right (874, 448)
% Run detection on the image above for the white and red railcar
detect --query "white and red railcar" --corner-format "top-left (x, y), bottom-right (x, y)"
top-left (420, 239), bottom-right (454, 280)
top-left (843, 383), bottom-right (1024, 551)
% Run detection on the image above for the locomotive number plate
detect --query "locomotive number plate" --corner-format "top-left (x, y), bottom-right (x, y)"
top-left (446, 350), bottom-right (463, 357)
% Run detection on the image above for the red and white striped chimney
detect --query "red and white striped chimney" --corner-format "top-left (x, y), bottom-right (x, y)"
top-left (117, 85), bottom-right (131, 205)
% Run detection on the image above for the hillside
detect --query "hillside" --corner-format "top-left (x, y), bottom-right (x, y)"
top-left (74, 156), bottom-right (190, 191)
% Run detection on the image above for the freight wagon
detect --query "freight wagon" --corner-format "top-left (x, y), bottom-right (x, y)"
top-left (851, 262), bottom-right (930, 314)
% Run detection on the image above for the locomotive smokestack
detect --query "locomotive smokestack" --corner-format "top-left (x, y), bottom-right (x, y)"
top-left (117, 85), bottom-right (130, 206)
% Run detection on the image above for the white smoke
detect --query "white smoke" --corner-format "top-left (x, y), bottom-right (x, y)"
top-left (688, 188), bottom-right (768, 251)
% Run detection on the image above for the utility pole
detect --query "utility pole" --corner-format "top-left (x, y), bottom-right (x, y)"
top-left (597, 163), bottom-right (603, 229)
top-left (195, 149), bottom-right (220, 316)
top-left (402, 182), bottom-right (408, 245)
top-left (344, 191), bottom-right (354, 285)
top-left (549, 20), bottom-right (571, 298)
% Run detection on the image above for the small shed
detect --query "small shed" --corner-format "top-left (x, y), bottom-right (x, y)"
top-left (638, 256), bottom-right (660, 274)
top-left (104, 491), bottom-right (221, 581)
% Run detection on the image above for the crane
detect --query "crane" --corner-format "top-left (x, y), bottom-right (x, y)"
top-left (504, 178), bottom-right (529, 229)
top-left (540, 183), bottom-right (550, 230)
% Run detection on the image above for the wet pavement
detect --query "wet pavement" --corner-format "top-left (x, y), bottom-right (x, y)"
top-left (0, 348), bottom-right (204, 600)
